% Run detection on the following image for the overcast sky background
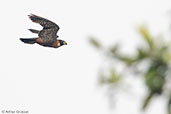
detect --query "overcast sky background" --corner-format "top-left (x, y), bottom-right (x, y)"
top-left (0, 0), bottom-right (171, 114)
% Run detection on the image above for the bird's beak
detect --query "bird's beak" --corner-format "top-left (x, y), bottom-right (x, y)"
top-left (64, 41), bottom-right (67, 45)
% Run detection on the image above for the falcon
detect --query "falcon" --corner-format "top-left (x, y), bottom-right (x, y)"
top-left (20, 14), bottom-right (67, 48)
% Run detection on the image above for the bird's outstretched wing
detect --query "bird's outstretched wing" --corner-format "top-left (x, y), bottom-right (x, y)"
top-left (28, 14), bottom-right (60, 31)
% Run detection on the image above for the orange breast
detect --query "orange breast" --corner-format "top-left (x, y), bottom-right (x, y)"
top-left (52, 40), bottom-right (60, 48)
top-left (36, 38), bottom-right (43, 44)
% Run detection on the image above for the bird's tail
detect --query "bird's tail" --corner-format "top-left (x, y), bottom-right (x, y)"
top-left (28, 29), bottom-right (40, 33)
top-left (20, 38), bottom-right (37, 44)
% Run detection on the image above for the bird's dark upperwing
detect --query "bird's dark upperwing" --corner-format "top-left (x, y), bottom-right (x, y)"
top-left (38, 28), bottom-right (59, 42)
top-left (28, 14), bottom-right (60, 33)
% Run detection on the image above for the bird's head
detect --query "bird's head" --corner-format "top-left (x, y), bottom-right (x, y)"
top-left (59, 40), bottom-right (67, 46)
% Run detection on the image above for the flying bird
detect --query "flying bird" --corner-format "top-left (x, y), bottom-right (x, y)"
top-left (20, 14), bottom-right (67, 48)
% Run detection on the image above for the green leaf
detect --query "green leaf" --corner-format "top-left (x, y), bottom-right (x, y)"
top-left (116, 56), bottom-right (137, 65)
top-left (142, 92), bottom-right (153, 110)
top-left (89, 37), bottom-right (102, 49)
top-left (99, 69), bottom-right (121, 85)
top-left (107, 69), bottom-right (120, 84)
top-left (137, 48), bottom-right (149, 60)
top-left (138, 26), bottom-right (153, 49)
top-left (145, 59), bottom-right (166, 94)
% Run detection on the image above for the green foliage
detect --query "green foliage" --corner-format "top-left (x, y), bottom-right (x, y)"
top-left (99, 69), bottom-right (120, 85)
top-left (145, 58), bottom-right (167, 94)
top-left (89, 37), bottom-right (103, 49)
top-left (90, 25), bottom-right (171, 114)
top-left (138, 26), bottom-right (153, 50)
top-left (142, 92), bottom-right (153, 110)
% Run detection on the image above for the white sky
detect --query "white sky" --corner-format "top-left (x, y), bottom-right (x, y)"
top-left (0, 0), bottom-right (171, 114)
